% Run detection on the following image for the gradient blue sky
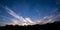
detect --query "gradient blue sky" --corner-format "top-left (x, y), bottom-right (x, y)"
top-left (0, 0), bottom-right (60, 26)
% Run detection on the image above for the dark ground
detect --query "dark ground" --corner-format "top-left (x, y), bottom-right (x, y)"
top-left (0, 21), bottom-right (60, 30)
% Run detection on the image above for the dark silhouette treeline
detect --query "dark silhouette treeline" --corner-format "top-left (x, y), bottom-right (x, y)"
top-left (0, 21), bottom-right (60, 30)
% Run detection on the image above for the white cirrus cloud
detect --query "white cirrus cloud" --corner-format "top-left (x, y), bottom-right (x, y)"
top-left (0, 5), bottom-right (60, 26)
top-left (4, 6), bottom-right (35, 25)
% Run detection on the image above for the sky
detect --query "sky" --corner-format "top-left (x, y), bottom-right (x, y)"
top-left (0, 0), bottom-right (60, 26)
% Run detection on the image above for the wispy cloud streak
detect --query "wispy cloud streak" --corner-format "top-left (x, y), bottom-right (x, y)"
top-left (0, 5), bottom-right (60, 26)
top-left (4, 6), bottom-right (35, 25)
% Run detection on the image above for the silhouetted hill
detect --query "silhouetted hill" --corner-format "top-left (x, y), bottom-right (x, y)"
top-left (0, 21), bottom-right (60, 30)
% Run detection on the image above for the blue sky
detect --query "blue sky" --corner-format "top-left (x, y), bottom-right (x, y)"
top-left (0, 0), bottom-right (60, 26)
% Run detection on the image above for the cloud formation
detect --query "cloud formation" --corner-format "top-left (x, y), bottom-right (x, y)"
top-left (4, 6), bottom-right (35, 25)
top-left (0, 5), bottom-right (60, 26)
